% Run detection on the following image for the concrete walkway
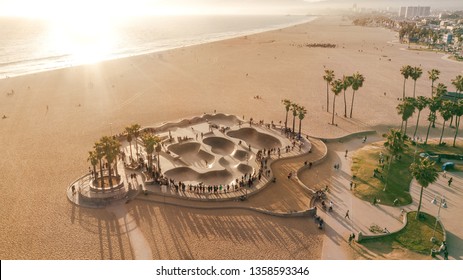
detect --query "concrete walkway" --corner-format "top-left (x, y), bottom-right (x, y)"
top-left (312, 135), bottom-right (463, 260)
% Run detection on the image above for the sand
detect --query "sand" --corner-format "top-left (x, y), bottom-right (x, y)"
top-left (0, 15), bottom-right (461, 260)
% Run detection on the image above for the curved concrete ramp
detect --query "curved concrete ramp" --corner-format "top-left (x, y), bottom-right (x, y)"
top-left (219, 157), bottom-right (231, 167)
top-left (233, 150), bottom-right (252, 161)
top-left (236, 163), bottom-right (253, 175)
top-left (168, 142), bottom-right (214, 163)
top-left (227, 127), bottom-right (281, 150)
top-left (203, 136), bottom-right (235, 156)
top-left (168, 142), bottom-right (201, 156)
top-left (204, 113), bottom-right (240, 126)
top-left (164, 167), bottom-right (234, 185)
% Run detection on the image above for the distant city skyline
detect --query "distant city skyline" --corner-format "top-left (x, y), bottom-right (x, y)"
top-left (0, 0), bottom-right (461, 17)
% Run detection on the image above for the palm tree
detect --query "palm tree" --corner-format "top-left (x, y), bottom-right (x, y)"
top-left (291, 103), bottom-right (299, 134)
top-left (129, 123), bottom-right (141, 160)
top-left (396, 98), bottom-right (415, 136)
top-left (342, 75), bottom-right (353, 117)
top-left (142, 133), bottom-right (160, 172)
top-left (424, 113), bottom-right (436, 145)
top-left (451, 75), bottom-right (463, 102)
top-left (349, 72), bottom-right (365, 118)
top-left (449, 75), bottom-right (463, 127)
top-left (87, 150), bottom-right (98, 180)
top-left (412, 96), bottom-right (428, 139)
top-left (453, 100), bottom-right (463, 147)
top-left (428, 69), bottom-right (440, 97)
top-left (323, 70), bottom-right (335, 112)
top-left (400, 65), bottom-right (412, 99)
top-left (297, 105), bottom-right (307, 138)
top-left (410, 66), bottom-right (422, 98)
top-left (125, 126), bottom-right (134, 163)
top-left (281, 99), bottom-right (292, 131)
top-left (330, 79), bottom-right (343, 125)
top-left (383, 129), bottom-right (407, 191)
top-left (431, 83), bottom-right (447, 128)
top-left (100, 136), bottom-right (121, 187)
top-left (410, 158), bottom-right (438, 219)
top-left (94, 141), bottom-right (105, 188)
top-left (439, 100), bottom-right (454, 145)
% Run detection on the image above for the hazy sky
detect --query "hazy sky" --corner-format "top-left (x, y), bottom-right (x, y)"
top-left (0, 0), bottom-right (461, 17)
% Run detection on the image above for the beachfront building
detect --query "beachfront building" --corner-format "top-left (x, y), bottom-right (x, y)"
top-left (443, 33), bottom-right (453, 45)
top-left (399, 6), bottom-right (431, 19)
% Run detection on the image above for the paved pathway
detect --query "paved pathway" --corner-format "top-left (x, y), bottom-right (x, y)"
top-left (309, 135), bottom-right (463, 260)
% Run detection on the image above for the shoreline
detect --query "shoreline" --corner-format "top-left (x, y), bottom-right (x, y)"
top-left (0, 15), bottom-right (317, 80)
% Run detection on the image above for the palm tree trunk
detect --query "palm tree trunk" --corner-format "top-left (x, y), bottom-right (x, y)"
top-left (284, 111), bottom-right (289, 131)
top-left (413, 110), bottom-right (422, 139)
top-left (99, 159), bottom-right (104, 188)
top-left (157, 152), bottom-right (161, 173)
top-left (114, 158), bottom-right (119, 177)
top-left (404, 120), bottom-right (408, 136)
top-left (292, 115), bottom-right (296, 134)
top-left (298, 119), bottom-right (302, 138)
top-left (449, 115), bottom-right (454, 128)
top-left (92, 165), bottom-right (97, 180)
top-left (416, 186), bottom-right (424, 219)
top-left (439, 120), bottom-right (446, 144)
top-left (453, 116), bottom-right (460, 147)
top-left (413, 80), bottom-right (417, 98)
top-left (384, 153), bottom-right (393, 192)
top-left (349, 90), bottom-right (356, 118)
top-left (108, 160), bottom-right (113, 187)
top-left (431, 81), bottom-right (434, 97)
top-left (402, 78), bottom-right (406, 99)
top-left (129, 142), bottom-right (133, 162)
top-left (331, 96), bottom-right (337, 125)
top-left (326, 82), bottom-right (329, 112)
top-left (432, 112), bottom-right (436, 128)
top-left (400, 120), bottom-right (404, 133)
top-left (425, 118), bottom-right (432, 145)
top-left (343, 89), bottom-right (347, 117)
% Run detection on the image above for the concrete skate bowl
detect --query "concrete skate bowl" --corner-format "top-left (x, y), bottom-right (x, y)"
top-left (204, 113), bottom-right (240, 126)
top-left (227, 127), bottom-right (281, 150)
top-left (167, 142), bottom-right (215, 164)
top-left (236, 163), bottom-right (253, 175)
top-left (233, 150), bottom-right (253, 161)
top-left (202, 136), bottom-right (235, 156)
top-left (164, 167), bottom-right (234, 185)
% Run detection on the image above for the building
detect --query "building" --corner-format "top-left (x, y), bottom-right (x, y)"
top-left (399, 6), bottom-right (431, 19)
top-left (443, 33), bottom-right (453, 44)
top-left (399, 7), bottom-right (406, 18)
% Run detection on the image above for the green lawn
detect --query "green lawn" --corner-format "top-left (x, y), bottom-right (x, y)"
top-left (351, 139), bottom-right (463, 206)
top-left (361, 211), bottom-right (445, 255)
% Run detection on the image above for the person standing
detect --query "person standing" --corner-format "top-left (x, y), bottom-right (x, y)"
top-left (448, 177), bottom-right (453, 187)
top-left (345, 210), bottom-right (350, 219)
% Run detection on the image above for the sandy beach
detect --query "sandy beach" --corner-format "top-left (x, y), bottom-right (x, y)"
top-left (0, 15), bottom-right (461, 259)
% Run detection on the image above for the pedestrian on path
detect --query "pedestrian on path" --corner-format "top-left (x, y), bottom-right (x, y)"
top-left (345, 210), bottom-right (350, 219)
top-left (345, 149), bottom-right (348, 157)
top-left (448, 177), bottom-right (453, 187)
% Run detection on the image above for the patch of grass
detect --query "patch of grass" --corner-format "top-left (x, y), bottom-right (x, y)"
top-left (352, 139), bottom-right (463, 206)
top-left (361, 212), bottom-right (444, 255)
top-left (351, 141), bottom-right (413, 206)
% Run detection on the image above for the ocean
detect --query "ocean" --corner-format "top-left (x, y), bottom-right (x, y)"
top-left (0, 15), bottom-right (314, 78)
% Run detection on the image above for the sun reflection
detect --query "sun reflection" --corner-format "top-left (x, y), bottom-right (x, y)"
top-left (47, 14), bottom-right (116, 65)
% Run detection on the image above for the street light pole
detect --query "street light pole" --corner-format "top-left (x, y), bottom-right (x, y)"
top-left (430, 195), bottom-right (447, 242)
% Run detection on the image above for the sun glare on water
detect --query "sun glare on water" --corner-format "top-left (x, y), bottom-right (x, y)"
top-left (48, 15), bottom-right (116, 65)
